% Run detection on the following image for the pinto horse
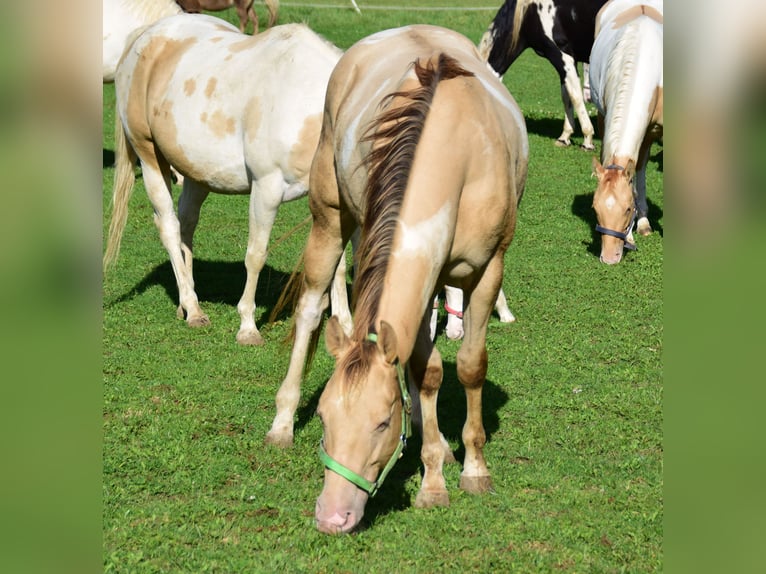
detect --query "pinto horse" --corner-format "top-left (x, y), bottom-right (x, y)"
top-left (175, 0), bottom-right (279, 34)
top-left (103, 0), bottom-right (183, 82)
top-left (104, 15), bottom-right (350, 345)
top-left (589, 0), bottom-right (663, 263)
top-left (478, 0), bottom-right (608, 150)
top-left (264, 25), bottom-right (528, 534)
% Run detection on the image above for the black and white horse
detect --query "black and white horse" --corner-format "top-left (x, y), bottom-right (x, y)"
top-left (479, 0), bottom-right (607, 150)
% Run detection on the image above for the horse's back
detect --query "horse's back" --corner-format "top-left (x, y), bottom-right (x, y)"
top-left (589, 0), bottom-right (663, 116)
top-left (324, 25), bottom-right (527, 211)
top-left (116, 15), bottom-right (342, 190)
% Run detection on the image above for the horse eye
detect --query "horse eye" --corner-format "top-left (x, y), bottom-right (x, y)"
top-left (376, 418), bottom-right (391, 432)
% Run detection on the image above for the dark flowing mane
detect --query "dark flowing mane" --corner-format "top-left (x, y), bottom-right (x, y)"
top-left (350, 53), bottom-right (474, 340)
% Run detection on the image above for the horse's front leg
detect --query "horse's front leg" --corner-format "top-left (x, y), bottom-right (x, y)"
top-left (409, 319), bottom-right (452, 508)
top-left (236, 173), bottom-right (284, 346)
top-left (635, 136), bottom-right (655, 236)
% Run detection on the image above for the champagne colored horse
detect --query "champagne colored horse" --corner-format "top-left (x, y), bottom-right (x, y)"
top-left (104, 15), bottom-right (349, 345)
top-left (175, 0), bottom-right (279, 34)
top-left (265, 25), bottom-right (528, 534)
top-left (589, 0), bottom-right (663, 263)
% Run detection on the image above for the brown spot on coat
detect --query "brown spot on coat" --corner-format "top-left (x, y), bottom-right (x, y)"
top-left (289, 114), bottom-right (322, 183)
top-left (184, 78), bottom-right (196, 96)
top-left (205, 77), bottom-right (217, 98)
top-left (208, 109), bottom-right (236, 138)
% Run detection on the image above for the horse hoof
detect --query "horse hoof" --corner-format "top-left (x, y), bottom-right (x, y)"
top-left (637, 217), bottom-right (652, 236)
top-left (187, 314), bottom-right (211, 328)
top-left (459, 474), bottom-right (493, 494)
top-left (555, 139), bottom-right (571, 147)
top-left (264, 431), bottom-right (293, 448)
top-left (580, 143), bottom-right (596, 151)
top-left (237, 330), bottom-right (265, 346)
top-left (414, 489), bottom-right (450, 508)
top-left (176, 305), bottom-right (185, 319)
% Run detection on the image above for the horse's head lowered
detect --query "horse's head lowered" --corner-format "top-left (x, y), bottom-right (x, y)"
top-left (315, 317), bottom-right (411, 534)
top-left (592, 156), bottom-right (638, 264)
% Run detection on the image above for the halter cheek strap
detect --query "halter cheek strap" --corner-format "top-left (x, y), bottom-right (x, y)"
top-left (318, 333), bottom-right (412, 497)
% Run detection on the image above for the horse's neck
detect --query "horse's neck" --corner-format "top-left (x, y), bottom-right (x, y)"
top-left (602, 26), bottom-right (661, 161)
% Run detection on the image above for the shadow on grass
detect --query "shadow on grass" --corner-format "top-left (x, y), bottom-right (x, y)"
top-left (103, 148), bottom-right (115, 168)
top-left (292, 357), bottom-right (509, 530)
top-left (524, 115), bottom-right (600, 147)
top-left (106, 259), bottom-right (299, 323)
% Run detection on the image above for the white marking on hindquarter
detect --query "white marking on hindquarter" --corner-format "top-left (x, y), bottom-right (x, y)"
top-left (394, 203), bottom-right (452, 264)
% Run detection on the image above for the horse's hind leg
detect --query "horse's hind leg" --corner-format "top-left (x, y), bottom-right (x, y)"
top-left (266, 133), bottom-right (349, 446)
top-left (176, 180), bottom-right (210, 319)
top-left (561, 54), bottom-right (595, 150)
top-left (409, 319), bottom-right (451, 508)
top-left (456, 259), bottom-right (505, 494)
top-left (143, 156), bottom-right (209, 327)
top-left (265, 211), bottom-right (350, 446)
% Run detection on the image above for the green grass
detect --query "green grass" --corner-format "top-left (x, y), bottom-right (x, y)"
top-left (103, 4), bottom-right (662, 572)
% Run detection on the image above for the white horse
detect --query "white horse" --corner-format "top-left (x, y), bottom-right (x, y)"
top-left (104, 15), bottom-right (350, 345)
top-left (589, 0), bottom-right (663, 263)
top-left (102, 0), bottom-right (183, 82)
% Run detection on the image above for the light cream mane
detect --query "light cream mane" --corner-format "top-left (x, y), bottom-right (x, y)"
top-left (126, 0), bottom-right (183, 22)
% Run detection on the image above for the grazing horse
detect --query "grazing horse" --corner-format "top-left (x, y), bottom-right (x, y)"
top-left (103, 0), bottom-right (183, 82)
top-left (264, 25), bottom-right (528, 534)
top-left (478, 0), bottom-right (608, 150)
top-left (589, 0), bottom-right (663, 263)
top-left (175, 0), bottom-right (279, 34)
top-left (431, 287), bottom-right (515, 341)
top-left (104, 15), bottom-right (350, 345)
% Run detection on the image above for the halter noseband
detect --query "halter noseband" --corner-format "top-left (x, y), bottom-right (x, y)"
top-left (318, 333), bottom-right (412, 497)
top-left (594, 164), bottom-right (638, 251)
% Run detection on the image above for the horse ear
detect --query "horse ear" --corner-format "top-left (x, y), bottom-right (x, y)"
top-left (377, 321), bottom-right (399, 365)
top-left (592, 156), bottom-right (605, 178)
top-left (325, 316), bottom-right (350, 359)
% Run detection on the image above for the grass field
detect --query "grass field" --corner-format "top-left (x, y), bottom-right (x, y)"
top-left (103, 3), bottom-right (663, 571)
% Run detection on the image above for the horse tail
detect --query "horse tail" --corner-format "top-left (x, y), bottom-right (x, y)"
top-left (103, 111), bottom-right (137, 270)
top-left (264, 0), bottom-right (279, 29)
top-left (352, 53), bottom-right (474, 337)
top-left (510, 0), bottom-right (532, 55)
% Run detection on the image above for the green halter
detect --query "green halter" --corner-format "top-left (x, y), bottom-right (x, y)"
top-left (318, 333), bottom-right (412, 497)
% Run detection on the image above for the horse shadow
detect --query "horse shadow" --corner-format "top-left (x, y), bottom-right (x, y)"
top-left (572, 192), bottom-right (664, 258)
top-left (524, 115), bottom-right (600, 147)
top-left (106, 259), bottom-right (296, 322)
top-left (292, 357), bottom-right (509, 529)
top-left (103, 148), bottom-right (115, 168)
